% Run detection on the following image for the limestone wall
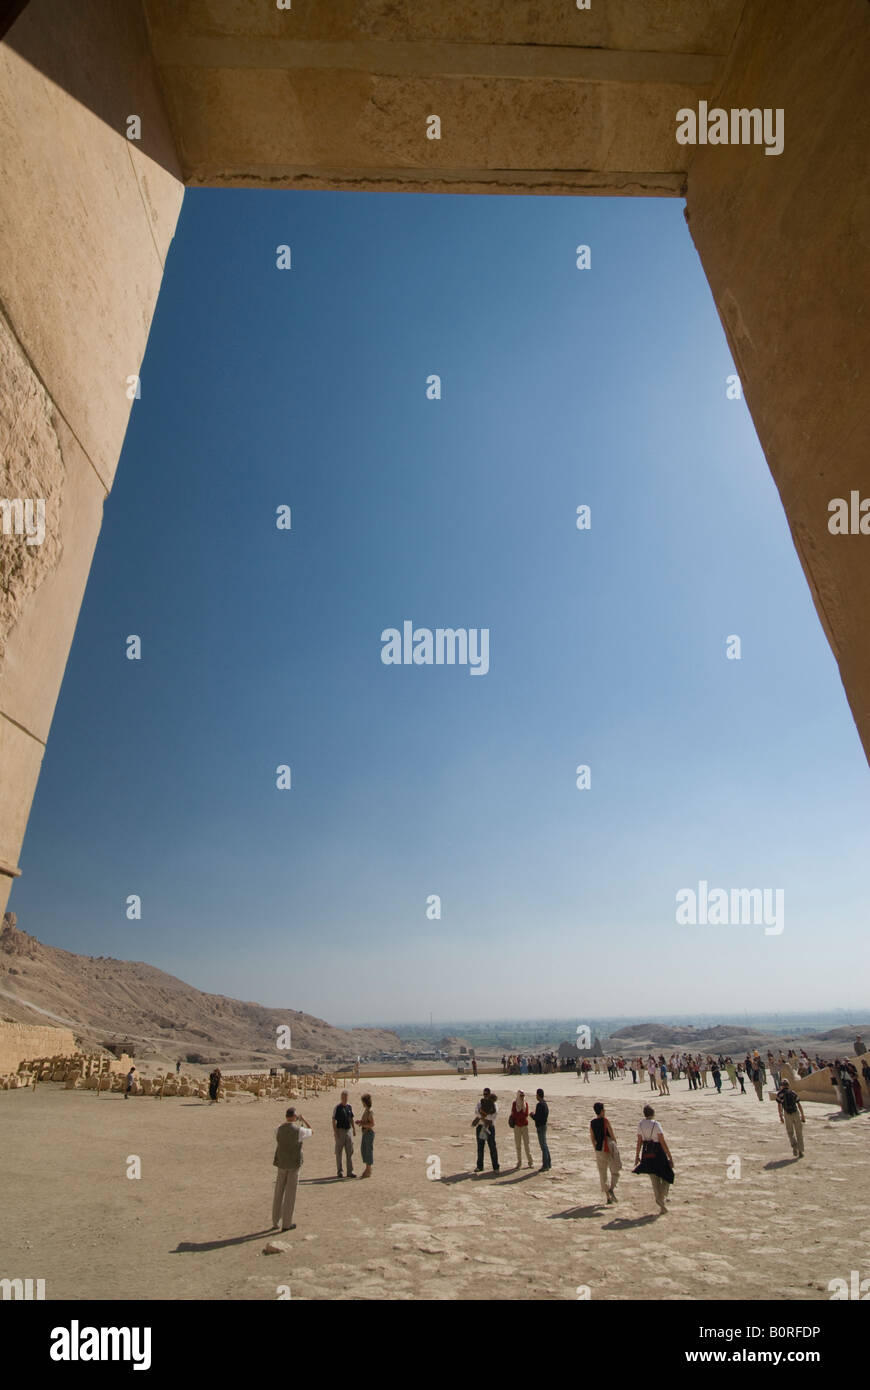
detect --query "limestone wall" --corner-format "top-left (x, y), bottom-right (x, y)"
top-left (685, 0), bottom-right (870, 763)
top-left (0, 0), bottom-right (184, 915)
top-left (0, 1021), bottom-right (77, 1072)
top-left (782, 1053), bottom-right (870, 1106)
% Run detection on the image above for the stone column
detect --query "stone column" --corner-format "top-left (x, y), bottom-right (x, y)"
top-left (0, 0), bottom-right (183, 914)
top-left (684, 0), bottom-right (870, 761)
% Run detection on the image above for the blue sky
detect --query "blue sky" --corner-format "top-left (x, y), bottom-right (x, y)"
top-left (10, 190), bottom-right (869, 1023)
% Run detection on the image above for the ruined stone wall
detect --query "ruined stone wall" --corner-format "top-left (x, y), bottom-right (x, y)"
top-left (0, 1021), bottom-right (77, 1073)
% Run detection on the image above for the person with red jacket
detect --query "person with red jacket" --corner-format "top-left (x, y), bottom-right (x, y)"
top-left (510, 1090), bottom-right (533, 1168)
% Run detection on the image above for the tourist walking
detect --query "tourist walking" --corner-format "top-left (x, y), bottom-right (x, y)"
top-left (358, 1093), bottom-right (375, 1178)
top-left (590, 1102), bottom-right (620, 1205)
top-left (510, 1090), bottom-right (533, 1168)
top-left (532, 1088), bottom-right (551, 1170)
top-left (333, 1090), bottom-right (357, 1177)
top-left (124, 1066), bottom-right (137, 1099)
top-left (774, 1079), bottom-right (805, 1158)
top-left (658, 1058), bottom-right (670, 1095)
top-left (271, 1106), bottom-right (312, 1231)
top-left (473, 1088), bottom-right (499, 1173)
top-left (208, 1068), bottom-right (221, 1103)
top-left (833, 1062), bottom-right (859, 1116)
top-left (633, 1105), bottom-right (675, 1214)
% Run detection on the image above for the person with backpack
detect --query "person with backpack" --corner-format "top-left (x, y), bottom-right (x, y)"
top-left (590, 1102), bottom-right (620, 1205)
top-left (775, 1079), bottom-right (806, 1157)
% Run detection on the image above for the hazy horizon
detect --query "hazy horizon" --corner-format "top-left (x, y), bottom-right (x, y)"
top-left (343, 1010), bottom-right (870, 1033)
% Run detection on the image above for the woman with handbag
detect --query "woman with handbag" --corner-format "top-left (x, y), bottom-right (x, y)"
top-left (589, 1102), bottom-right (620, 1204)
top-left (510, 1090), bottom-right (533, 1168)
top-left (633, 1105), bottom-right (674, 1214)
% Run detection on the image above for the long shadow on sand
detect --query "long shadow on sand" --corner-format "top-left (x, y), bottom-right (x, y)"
top-left (549, 1205), bottom-right (603, 1220)
top-left (173, 1229), bottom-right (274, 1253)
top-left (495, 1170), bottom-right (539, 1187)
top-left (764, 1157), bottom-right (800, 1169)
top-left (601, 1214), bottom-right (660, 1230)
top-left (439, 1171), bottom-right (484, 1185)
top-left (300, 1175), bottom-right (355, 1184)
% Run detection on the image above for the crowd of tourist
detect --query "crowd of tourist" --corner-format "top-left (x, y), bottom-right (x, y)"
top-left (265, 1034), bottom-right (867, 1239)
top-left (473, 1086), bottom-right (677, 1212)
top-left (561, 1037), bottom-right (870, 1112)
top-left (500, 1052), bottom-right (572, 1075)
top-left (266, 1035), bottom-right (869, 1233)
top-left (473, 1039), bottom-right (870, 1213)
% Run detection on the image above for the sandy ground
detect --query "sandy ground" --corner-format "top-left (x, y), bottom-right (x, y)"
top-left (1, 1072), bottom-right (868, 1301)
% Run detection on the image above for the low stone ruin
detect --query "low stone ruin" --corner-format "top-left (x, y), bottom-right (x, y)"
top-left (0, 1057), bottom-right (350, 1100)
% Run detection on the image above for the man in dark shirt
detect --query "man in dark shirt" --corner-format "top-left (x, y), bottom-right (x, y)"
top-left (532, 1088), bottom-right (551, 1170)
top-left (775, 1080), bottom-right (806, 1157)
top-left (332, 1090), bottom-right (357, 1178)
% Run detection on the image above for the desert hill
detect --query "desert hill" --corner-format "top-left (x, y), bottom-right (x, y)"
top-left (604, 1020), bottom-right (870, 1057)
top-left (613, 1023), bottom-right (767, 1047)
top-left (0, 915), bottom-right (401, 1067)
